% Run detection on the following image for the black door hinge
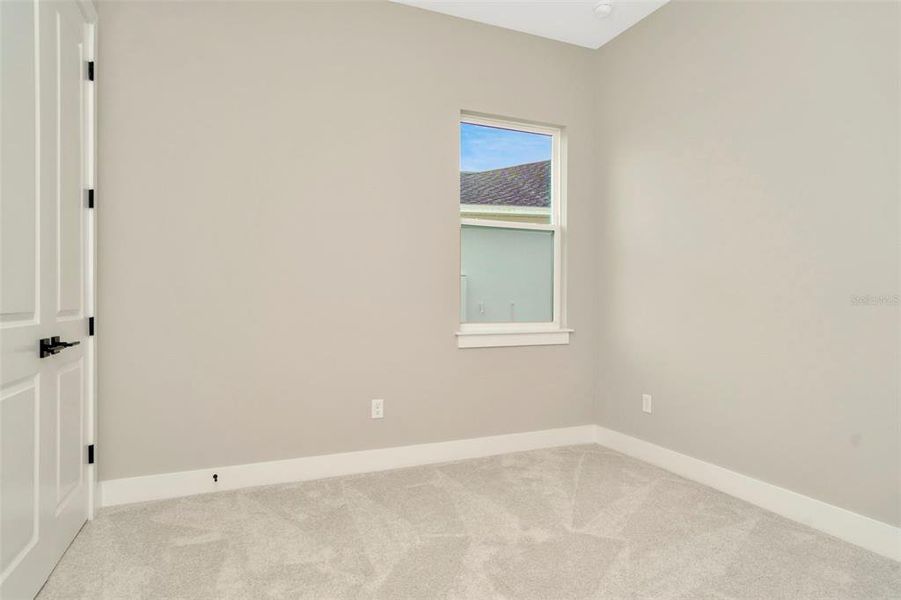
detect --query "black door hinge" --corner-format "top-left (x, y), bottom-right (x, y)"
top-left (87, 444), bottom-right (95, 465)
top-left (87, 61), bottom-right (94, 81)
top-left (86, 189), bottom-right (94, 208)
top-left (88, 316), bottom-right (95, 336)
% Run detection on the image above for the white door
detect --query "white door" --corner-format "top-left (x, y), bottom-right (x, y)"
top-left (1, 1), bottom-right (96, 598)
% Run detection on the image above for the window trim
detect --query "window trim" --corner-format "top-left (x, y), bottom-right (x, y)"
top-left (457, 113), bottom-right (570, 349)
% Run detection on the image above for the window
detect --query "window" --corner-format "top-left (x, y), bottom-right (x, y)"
top-left (457, 114), bottom-right (571, 348)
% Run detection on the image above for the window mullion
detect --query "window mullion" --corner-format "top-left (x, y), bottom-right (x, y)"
top-left (460, 218), bottom-right (555, 233)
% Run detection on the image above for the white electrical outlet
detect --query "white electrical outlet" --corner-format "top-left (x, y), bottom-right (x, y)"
top-left (371, 398), bottom-right (384, 419)
top-left (642, 394), bottom-right (653, 414)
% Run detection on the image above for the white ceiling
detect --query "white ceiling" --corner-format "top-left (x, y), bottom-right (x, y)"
top-left (391, 1), bottom-right (670, 49)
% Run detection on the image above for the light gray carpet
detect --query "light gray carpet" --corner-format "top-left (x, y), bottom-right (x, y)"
top-left (38, 445), bottom-right (899, 599)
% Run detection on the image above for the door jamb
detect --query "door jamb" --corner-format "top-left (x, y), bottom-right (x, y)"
top-left (78, 0), bottom-right (98, 518)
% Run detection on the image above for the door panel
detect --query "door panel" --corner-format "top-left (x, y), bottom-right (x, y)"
top-left (55, 360), bottom-right (83, 512)
top-left (0, 380), bottom-right (39, 577)
top-left (56, 7), bottom-right (84, 319)
top-left (0, 0), bottom-right (39, 325)
top-left (0, 1), bottom-right (94, 598)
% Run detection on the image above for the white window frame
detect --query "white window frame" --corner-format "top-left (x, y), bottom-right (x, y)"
top-left (457, 113), bottom-right (571, 349)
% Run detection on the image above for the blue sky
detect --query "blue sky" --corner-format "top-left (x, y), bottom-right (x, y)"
top-left (460, 123), bottom-right (552, 172)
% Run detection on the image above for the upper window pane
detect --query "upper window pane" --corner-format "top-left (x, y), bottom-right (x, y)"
top-left (460, 122), bottom-right (552, 225)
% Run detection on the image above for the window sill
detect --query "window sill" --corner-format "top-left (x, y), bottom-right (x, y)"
top-left (456, 328), bottom-right (573, 349)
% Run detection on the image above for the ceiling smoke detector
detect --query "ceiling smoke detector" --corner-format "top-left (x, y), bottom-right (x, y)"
top-left (594, 1), bottom-right (614, 19)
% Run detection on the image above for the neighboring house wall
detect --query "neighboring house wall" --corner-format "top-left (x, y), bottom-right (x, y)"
top-left (460, 225), bottom-right (554, 323)
top-left (592, 0), bottom-right (900, 526)
top-left (96, 0), bottom-right (599, 480)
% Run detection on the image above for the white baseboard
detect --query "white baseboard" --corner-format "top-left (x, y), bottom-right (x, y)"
top-left (594, 425), bottom-right (901, 562)
top-left (99, 424), bottom-right (596, 508)
top-left (99, 422), bottom-right (899, 562)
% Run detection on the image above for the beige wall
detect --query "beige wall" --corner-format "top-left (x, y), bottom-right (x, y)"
top-left (96, 1), bottom-right (600, 480)
top-left (98, 0), bottom-right (900, 528)
top-left (593, 0), bottom-right (900, 525)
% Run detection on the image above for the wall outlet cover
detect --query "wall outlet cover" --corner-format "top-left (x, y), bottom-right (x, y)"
top-left (371, 398), bottom-right (384, 419)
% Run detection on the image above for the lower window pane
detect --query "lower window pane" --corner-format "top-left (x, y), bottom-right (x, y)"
top-left (460, 225), bottom-right (553, 323)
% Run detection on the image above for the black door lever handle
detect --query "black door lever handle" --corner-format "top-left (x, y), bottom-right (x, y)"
top-left (39, 337), bottom-right (81, 358)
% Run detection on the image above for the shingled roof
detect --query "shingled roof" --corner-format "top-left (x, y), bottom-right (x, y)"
top-left (460, 160), bottom-right (550, 207)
